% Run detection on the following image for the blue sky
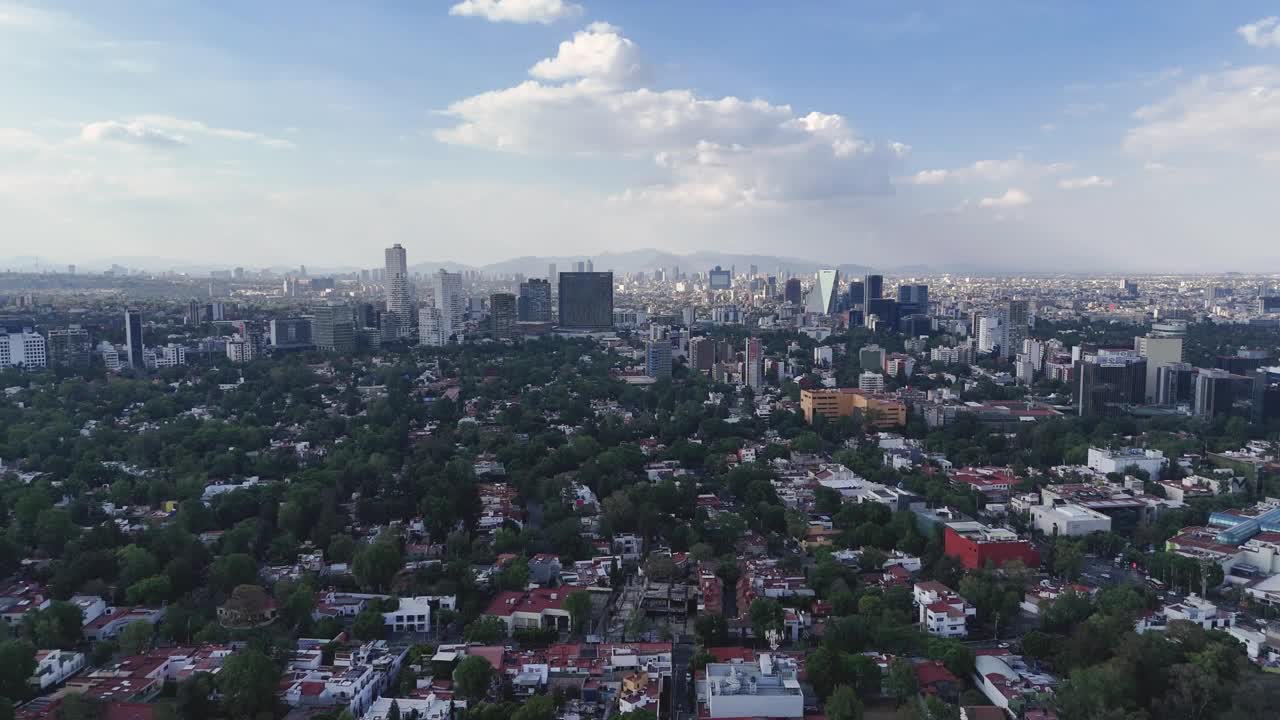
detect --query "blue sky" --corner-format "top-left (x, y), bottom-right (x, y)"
top-left (2, 0), bottom-right (1279, 272)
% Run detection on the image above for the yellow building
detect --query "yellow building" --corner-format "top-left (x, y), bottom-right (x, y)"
top-left (799, 388), bottom-right (906, 429)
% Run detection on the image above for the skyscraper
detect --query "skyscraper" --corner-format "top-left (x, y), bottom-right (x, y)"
top-left (709, 266), bottom-right (732, 290)
top-left (47, 326), bottom-right (92, 368)
top-left (558, 272), bottom-right (614, 329)
top-left (1194, 369), bottom-right (1235, 417)
top-left (312, 304), bottom-right (355, 353)
top-left (490, 292), bottom-right (517, 338)
top-left (270, 318), bottom-right (313, 350)
top-left (124, 309), bottom-right (143, 369)
top-left (419, 307), bottom-right (445, 347)
top-left (585, 259), bottom-right (594, 273)
top-left (519, 279), bottom-right (553, 322)
top-left (784, 278), bottom-right (803, 305)
top-left (1135, 334), bottom-right (1184, 403)
top-left (1077, 350), bottom-right (1146, 416)
top-left (847, 281), bottom-right (865, 309)
top-left (690, 337), bottom-right (715, 372)
top-left (547, 264), bottom-right (557, 284)
top-left (807, 269), bottom-right (841, 315)
top-left (1005, 300), bottom-right (1029, 360)
top-left (433, 269), bottom-right (464, 342)
top-left (384, 244), bottom-right (411, 338)
top-left (744, 337), bottom-right (764, 389)
top-left (863, 274), bottom-right (884, 309)
top-left (646, 340), bottom-right (672, 378)
top-left (897, 284), bottom-right (929, 315)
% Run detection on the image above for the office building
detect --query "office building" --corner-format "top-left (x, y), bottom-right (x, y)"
top-left (863, 274), bottom-right (883, 308)
top-left (433, 269), bottom-right (464, 341)
top-left (744, 337), bottom-right (764, 389)
top-left (574, 261), bottom-right (586, 273)
top-left (646, 340), bottom-right (672, 379)
top-left (518, 279), bottom-right (553, 322)
top-left (490, 292), bottom-right (517, 339)
top-left (897, 284), bottom-right (929, 315)
top-left (1005, 300), bottom-right (1029, 360)
top-left (865, 297), bottom-right (898, 330)
top-left (1077, 350), bottom-right (1146, 416)
top-left (977, 315), bottom-right (1004, 355)
top-left (312, 305), bottom-right (355, 353)
top-left (690, 337), bottom-right (715, 372)
top-left (806, 269), bottom-right (840, 315)
top-left (1087, 447), bottom-right (1168, 476)
top-left (860, 344), bottom-right (886, 372)
top-left (419, 307), bottom-right (445, 347)
top-left (384, 244), bottom-right (412, 338)
top-left (558, 272), bottom-right (614, 329)
top-left (783, 278), bottom-right (803, 305)
top-left (1135, 334), bottom-right (1184, 403)
top-left (225, 335), bottom-right (258, 363)
top-left (1194, 369), bottom-right (1236, 418)
top-left (46, 326), bottom-right (92, 368)
top-left (1260, 296), bottom-right (1280, 314)
top-left (187, 299), bottom-right (202, 326)
top-left (146, 344), bottom-right (186, 369)
top-left (847, 281), bottom-right (865, 309)
top-left (859, 371), bottom-right (885, 393)
top-left (708, 266), bottom-right (732, 290)
top-left (124, 309), bottom-right (143, 369)
top-left (585, 259), bottom-right (593, 272)
top-left (547, 264), bottom-right (557, 285)
top-left (799, 388), bottom-right (907, 429)
top-left (1156, 362), bottom-right (1195, 405)
top-left (701, 655), bottom-right (803, 720)
top-left (1, 330), bottom-right (47, 369)
top-left (270, 318), bottom-right (313, 350)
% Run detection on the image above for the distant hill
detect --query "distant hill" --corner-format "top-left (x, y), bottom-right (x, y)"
top-left (457, 249), bottom-right (882, 278)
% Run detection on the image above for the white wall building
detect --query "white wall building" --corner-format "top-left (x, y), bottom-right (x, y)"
top-left (1, 331), bottom-right (47, 369)
top-left (859, 371), bottom-right (885, 393)
top-left (914, 581), bottom-right (975, 638)
top-left (1087, 447), bottom-right (1167, 477)
top-left (30, 650), bottom-right (85, 690)
top-left (1030, 504), bottom-right (1112, 537)
top-left (702, 654), bottom-right (804, 719)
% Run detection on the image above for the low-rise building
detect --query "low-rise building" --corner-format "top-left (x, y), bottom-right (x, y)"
top-left (29, 650), bottom-right (85, 690)
top-left (1030, 504), bottom-right (1112, 537)
top-left (1087, 447), bottom-right (1167, 477)
top-left (701, 654), bottom-right (803, 719)
top-left (914, 581), bottom-right (975, 638)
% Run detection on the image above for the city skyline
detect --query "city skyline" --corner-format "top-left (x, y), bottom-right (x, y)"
top-left (3, 2), bottom-right (1280, 272)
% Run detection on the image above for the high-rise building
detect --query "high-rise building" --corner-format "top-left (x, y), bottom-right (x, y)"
top-left (312, 304), bottom-right (355, 353)
top-left (1156, 362), bottom-right (1195, 405)
top-left (187, 299), bottom-right (202, 326)
top-left (46, 326), bottom-right (92, 368)
top-left (490, 292), bottom-right (517, 338)
top-left (744, 337), bottom-right (764, 389)
top-left (860, 345), bottom-right (886, 372)
top-left (519, 279), bottom-right (553, 322)
top-left (585, 259), bottom-right (594, 273)
top-left (847, 281), bottom-right (865, 309)
top-left (419, 307), bottom-right (445, 347)
top-left (708, 266), bottom-right (732, 290)
top-left (124, 309), bottom-right (143, 369)
top-left (646, 340), bottom-right (672, 379)
top-left (1194, 369), bottom-right (1236, 417)
top-left (897, 284), bottom-right (929, 315)
top-left (865, 298), bottom-right (899, 331)
top-left (1135, 334), bottom-right (1184, 403)
top-left (1005, 300), bottom-right (1029, 360)
top-left (859, 371), bottom-right (885, 393)
top-left (270, 318), bottom-right (313, 350)
top-left (547, 264), bottom-right (557, 285)
top-left (384, 244), bottom-right (411, 338)
top-left (1, 330), bottom-right (47, 369)
top-left (558, 272), bottom-right (614, 329)
top-left (863, 274), bottom-right (884, 308)
top-left (574, 261), bottom-right (586, 273)
top-left (1077, 350), bottom-right (1146, 416)
top-left (807, 270), bottom-right (841, 315)
top-left (784, 278), bottom-right (803, 305)
top-left (433, 269), bottom-right (464, 342)
top-left (690, 337), bottom-right (715, 372)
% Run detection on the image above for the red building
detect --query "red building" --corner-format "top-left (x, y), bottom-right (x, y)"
top-left (944, 525), bottom-right (1040, 570)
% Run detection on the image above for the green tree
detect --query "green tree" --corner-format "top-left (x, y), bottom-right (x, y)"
top-left (216, 649), bottom-right (280, 719)
top-left (353, 608), bottom-right (388, 641)
top-left (511, 694), bottom-right (556, 720)
top-left (209, 553), bottom-right (259, 593)
top-left (825, 686), bottom-right (863, 720)
top-left (328, 534), bottom-right (356, 564)
top-left (747, 598), bottom-right (784, 641)
top-left (565, 590), bottom-right (593, 634)
top-left (463, 617), bottom-right (508, 644)
top-left (0, 639), bottom-right (37, 701)
top-left (21, 601), bottom-right (83, 649)
top-left (353, 541), bottom-right (402, 592)
top-left (117, 620), bottom-right (154, 656)
top-left (454, 655), bottom-right (494, 701)
top-left (126, 575), bottom-right (172, 605)
top-left (886, 657), bottom-right (917, 705)
top-left (694, 613), bottom-right (729, 647)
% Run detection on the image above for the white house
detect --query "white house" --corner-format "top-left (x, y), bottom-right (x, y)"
top-left (30, 650), bottom-right (85, 690)
top-left (914, 581), bottom-right (975, 638)
top-left (1087, 447), bottom-right (1167, 477)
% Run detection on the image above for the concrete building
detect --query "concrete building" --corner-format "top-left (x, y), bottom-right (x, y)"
top-left (859, 370), bottom-right (886, 393)
top-left (270, 318), bottom-right (313, 350)
top-left (518, 278), bottom-right (552, 322)
top-left (1, 330), bottom-right (47, 369)
top-left (914, 581), bottom-right (975, 638)
top-left (489, 292), bottom-right (516, 339)
top-left (46, 326), bottom-right (92, 368)
top-left (702, 654), bottom-right (803, 719)
top-left (1030, 504), bottom-right (1112, 537)
top-left (1135, 334), bottom-right (1184, 403)
top-left (744, 337), bottom-right (764, 389)
top-left (124, 309), bottom-right (143, 369)
top-left (1087, 447), bottom-right (1167, 477)
top-left (859, 344), bottom-right (886, 371)
top-left (799, 388), bottom-right (907, 429)
top-left (433, 269), bottom-right (465, 341)
top-left (384, 243), bottom-right (412, 338)
top-left (312, 304), bottom-right (355, 353)
top-left (646, 340), bottom-right (672, 379)
top-left (558, 272), bottom-right (614, 330)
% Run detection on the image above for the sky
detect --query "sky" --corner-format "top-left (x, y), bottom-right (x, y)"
top-left (2, 0), bottom-right (1280, 273)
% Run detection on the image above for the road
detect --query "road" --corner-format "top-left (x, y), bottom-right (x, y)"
top-left (668, 641), bottom-right (695, 720)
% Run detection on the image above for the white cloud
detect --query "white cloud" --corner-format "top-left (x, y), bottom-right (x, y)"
top-left (907, 156), bottom-right (1070, 185)
top-left (1238, 17), bottom-right (1280, 48)
top-left (449, 0), bottom-right (582, 25)
top-left (1125, 65), bottom-right (1280, 161)
top-left (80, 115), bottom-right (295, 150)
top-left (436, 24), bottom-right (901, 207)
top-left (1058, 175), bottom-right (1114, 190)
top-left (978, 188), bottom-right (1031, 208)
top-left (529, 22), bottom-right (644, 87)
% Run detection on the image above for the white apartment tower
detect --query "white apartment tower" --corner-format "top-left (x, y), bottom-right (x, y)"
top-left (433, 269), bottom-right (464, 343)
top-left (384, 244), bottom-right (411, 338)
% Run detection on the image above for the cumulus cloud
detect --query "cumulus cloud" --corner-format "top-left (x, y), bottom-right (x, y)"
top-left (1125, 65), bottom-right (1280, 161)
top-left (978, 188), bottom-right (1031, 208)
top-left (1238, 17), bottom-right (1280, 48)
top-left (80, 115), bottom-right (295, 150)
top-left (529, 22), bottom-right (644, 87)
top-left (449, 0), bottom-right (582, 24)
top-left (907, 156), bottom-right (1070, 185)
top-left (436, 23), bottom-right (903, 207)
top-left (1058, 175), bottom-right (1114, 190)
